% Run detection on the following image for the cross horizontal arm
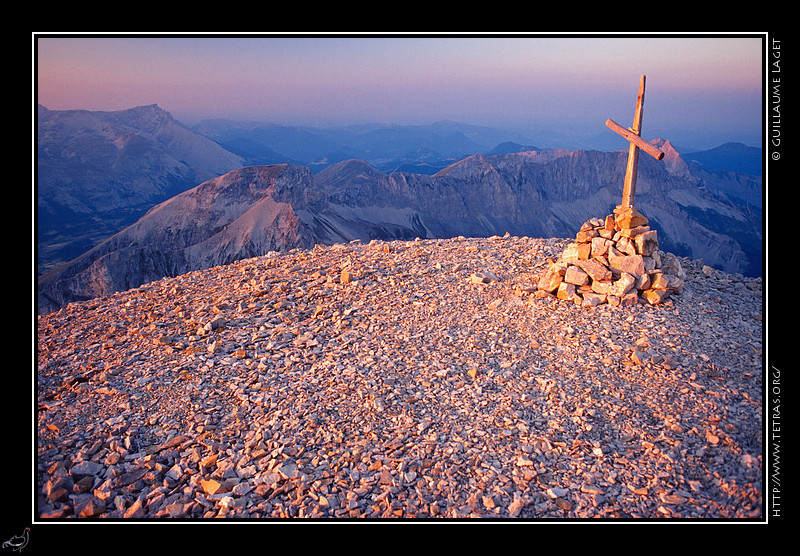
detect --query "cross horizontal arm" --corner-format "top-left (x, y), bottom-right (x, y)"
top-left (605, 119), bottom-right (665, 160)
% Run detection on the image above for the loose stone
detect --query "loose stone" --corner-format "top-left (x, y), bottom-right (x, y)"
top-left (36, 234), bottom-right (763, 520)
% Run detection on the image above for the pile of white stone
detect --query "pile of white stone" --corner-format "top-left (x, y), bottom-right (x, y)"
top-left (536, 205), bottom-right (686, 307)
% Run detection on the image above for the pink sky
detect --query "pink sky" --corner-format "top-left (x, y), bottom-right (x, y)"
top-left (35, 34), bottom-right (765, 148)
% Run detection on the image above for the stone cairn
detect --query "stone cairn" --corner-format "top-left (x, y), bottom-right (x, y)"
top-left (536, 205), bottom-right (686, 307)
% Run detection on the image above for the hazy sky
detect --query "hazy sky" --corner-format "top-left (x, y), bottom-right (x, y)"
top-left (35, 33), bottom-right (765, 149)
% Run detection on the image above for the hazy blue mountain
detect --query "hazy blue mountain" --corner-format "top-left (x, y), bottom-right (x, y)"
top-left (192, 119), bottom-right (349, 169)
top-left (190, 118), bottom-right (541, 173)
top-left (682, 142), bottom-right (762, 176)
top-left (485, 141), bottom-right (542, 155)
top-left (674, 142), bottom-right (763, 210)
top-left (37, 104), bottom-right (245, 274)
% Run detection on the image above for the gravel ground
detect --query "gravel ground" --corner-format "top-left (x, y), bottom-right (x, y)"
top-left (36, 235), bottom-right (764, 521)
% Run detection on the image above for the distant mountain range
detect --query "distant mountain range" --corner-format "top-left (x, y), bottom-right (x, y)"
top-left (36, 105), bottom-right (763, 314)
top-left (190, 118), bottom-right (545, 175)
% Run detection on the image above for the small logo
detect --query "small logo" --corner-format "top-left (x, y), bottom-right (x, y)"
top-left (2, 528), bottom-right (29, 552)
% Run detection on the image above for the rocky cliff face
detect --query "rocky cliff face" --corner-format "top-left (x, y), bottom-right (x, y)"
top-left (37, 165), bottom-right (316, 313)
top-left (37, 142), bottom-right (762, 314)
top-left (309, 143), bottom-right (759, 275)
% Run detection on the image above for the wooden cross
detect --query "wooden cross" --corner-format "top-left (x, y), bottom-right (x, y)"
top-left (605, 75), bottom-right (664, 208)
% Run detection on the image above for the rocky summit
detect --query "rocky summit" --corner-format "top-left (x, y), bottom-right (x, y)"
top-left (36, 235), bottom-right (763, 520)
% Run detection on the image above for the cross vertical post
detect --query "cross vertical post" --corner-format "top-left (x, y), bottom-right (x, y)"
top-left (605, 75), bottom-right (664, 209)
top-left (622, 75), bottom-right (646, 207)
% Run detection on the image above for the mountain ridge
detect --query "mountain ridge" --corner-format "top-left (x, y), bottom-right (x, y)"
top-left (38, 145), bottom-right (761, 314)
